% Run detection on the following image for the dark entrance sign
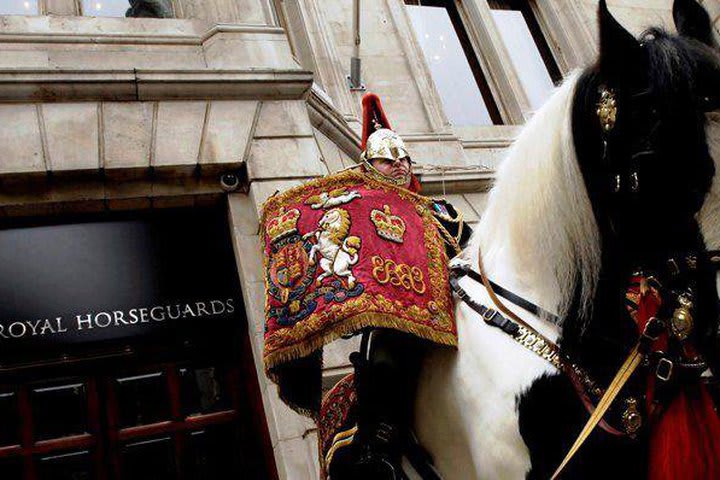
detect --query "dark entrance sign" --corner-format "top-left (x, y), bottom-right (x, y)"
top-left (0, 208), bottom-right (241, 364)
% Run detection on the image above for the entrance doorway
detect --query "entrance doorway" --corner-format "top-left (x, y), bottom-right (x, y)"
top-left (0, 207), bottom-right (277, 480)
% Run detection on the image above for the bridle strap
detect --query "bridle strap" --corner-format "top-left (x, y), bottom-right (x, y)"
top-left (475, 246), bottom-right (563, 361)
top-left (551, 344), bottom-right (645, 479)
top-left (450, 263), bottom-right (628, 439)
top-left (450, 265), bottom-right (563, 370)
top-left (458, 266), bottom-right (561, 324)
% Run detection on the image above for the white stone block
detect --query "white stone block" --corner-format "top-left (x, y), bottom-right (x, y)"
top-left (0, 104), bottom-right (44, 175)
top-left (313, 127), bottom-right (347, 173)
top-left (249, 179), bottom-right (307, 214)
top-left (153, 101), bottom-right (207, 167)
top-left (232, 235), bottom-right (266, 295)
top-left (255, 100), bottom-right (313, 138)
top-left (199, 100), bottom-right (258, 167)
top-left (227, 192), bottom-right (261, 235)
top-left (203, 31), bottom-right (299, 69)
top-left (323, 336), bottom-right (361, 370)
top-left (247, 137), bottom-right (326, 180)
top-left (443, 194), bottom-right (480, 223)
top-left (103, 102), bottom-right (153, 170)
top-left (273, 433), bottom-right (320, 480)
top-left (43, 103), bottom-right (99, 172)
top-left (463, 192), bottom-right (490, 218)
top-left (178, 0), bottom-right (267, 23)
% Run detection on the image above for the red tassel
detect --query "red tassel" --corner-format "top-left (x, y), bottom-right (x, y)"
top-left (361, 93), bottom-right (392, 150)
top-left (630, 278), bottom-right (720, 479)
top-left (648, 385), bottom-right (720, 480)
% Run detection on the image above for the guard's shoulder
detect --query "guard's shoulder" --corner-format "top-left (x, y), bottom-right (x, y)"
top-left (429, 198), bottom-right (461, 220)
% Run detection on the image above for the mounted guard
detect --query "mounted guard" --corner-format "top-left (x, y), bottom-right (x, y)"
top-left (260, 93), bottom-right (472, 479)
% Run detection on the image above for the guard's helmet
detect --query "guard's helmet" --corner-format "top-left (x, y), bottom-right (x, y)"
top-left (359, 93), bottom-right (419, 191)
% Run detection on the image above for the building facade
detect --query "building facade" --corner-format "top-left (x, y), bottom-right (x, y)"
top-left (0, 0), bottom-right (717, 479)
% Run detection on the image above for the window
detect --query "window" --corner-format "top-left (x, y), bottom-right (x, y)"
top-left (82, 0), bottom-right (129, 17)
top-left (0, 359), bottom-right (271, 480)
top-left (81, 0), bottom-right (173, 18)
top-left (0, 1), bottom-right (39, 15)
top-left (489, 0), bottom-right (561, 110)
top-left (404, 1), bottom-right (503, 126)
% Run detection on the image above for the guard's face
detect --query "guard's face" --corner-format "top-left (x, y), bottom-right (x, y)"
top-left (370, 157), bottom-right (412, 187)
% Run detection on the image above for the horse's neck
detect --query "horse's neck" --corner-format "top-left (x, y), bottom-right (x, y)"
top-left (480, 250), bottom-right (562, 344)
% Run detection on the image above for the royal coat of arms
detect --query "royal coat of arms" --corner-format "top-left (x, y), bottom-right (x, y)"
top-left (261, 169), bottom-right (456, 413)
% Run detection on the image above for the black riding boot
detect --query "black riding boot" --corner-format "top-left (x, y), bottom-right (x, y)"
top-left (329, 329), bottom-right (426, 480)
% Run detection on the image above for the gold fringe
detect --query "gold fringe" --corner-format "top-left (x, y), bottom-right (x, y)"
top-left (264, 312), bottom-right (457, 375)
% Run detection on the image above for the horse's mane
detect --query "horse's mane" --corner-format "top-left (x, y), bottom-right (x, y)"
top-left (464, 72), bottom-right (601, 324)
top-left (700, 112), bottom-right (720, 250)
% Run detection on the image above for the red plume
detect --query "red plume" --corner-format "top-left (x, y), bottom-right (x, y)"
top-left (361, 93), bottom-right (392, 150)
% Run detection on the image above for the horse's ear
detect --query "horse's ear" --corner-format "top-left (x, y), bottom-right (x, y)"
top-left (598, 0), bottom-right (644, 85)
top-left (673, 0), bottom-right (714, 46)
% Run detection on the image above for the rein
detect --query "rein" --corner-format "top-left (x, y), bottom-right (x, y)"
top-left (451, 247), bottom-right (720, 478)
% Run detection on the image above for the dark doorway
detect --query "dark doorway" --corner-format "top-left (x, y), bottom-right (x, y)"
top-left (0, 207), bottom-right (277, 480)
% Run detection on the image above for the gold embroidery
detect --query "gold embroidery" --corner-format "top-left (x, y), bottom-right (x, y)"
top-left (370, 205), bottom-right (406, 243)
top-left (371, 255), bottom-right (426, 294)
top-left (304, 188), bottom-right (362, 210)
top-left (266, 207), bottom-right (301, 243)
top-left (306, 208), bottom-right (362, 289)
top-left (262, 169), bottom-right (455, 376)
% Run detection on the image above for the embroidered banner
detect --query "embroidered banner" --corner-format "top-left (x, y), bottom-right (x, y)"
top-left (261, 169), bottom-right (456, 375)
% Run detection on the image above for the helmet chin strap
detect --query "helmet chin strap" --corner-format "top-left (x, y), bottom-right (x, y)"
top-left (361, 156), bottom-right (412, 187)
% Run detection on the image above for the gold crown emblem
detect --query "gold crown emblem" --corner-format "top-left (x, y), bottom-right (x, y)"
top-left (370, 205), bottom-right (406, 244)
top-left (267, 207), bottom-right (300, 242)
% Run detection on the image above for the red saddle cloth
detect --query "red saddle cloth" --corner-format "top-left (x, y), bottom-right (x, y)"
top-left (627, 277), bottom-right (720, 480)
top-left (260, 169), bottom-right (456, 414)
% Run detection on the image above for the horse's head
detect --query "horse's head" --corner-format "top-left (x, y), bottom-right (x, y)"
top-left (573, 0), bottom-right (719, 261)
top-left (563, 0), bottom-right (720, 362)
top-left (474, 0), bottom-right (719, 328)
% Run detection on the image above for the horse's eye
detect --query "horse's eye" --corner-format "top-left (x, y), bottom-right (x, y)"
top-left (702, 95), bottom-right (720, 112)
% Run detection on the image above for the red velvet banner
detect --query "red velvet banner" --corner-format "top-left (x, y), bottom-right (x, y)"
top-left (261, 169), bottom-right (456, 373)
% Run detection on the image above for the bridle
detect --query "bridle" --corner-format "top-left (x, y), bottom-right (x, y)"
top-left (449, 84), bottom-right (720, 477)
top-left (450, 247), bottom-right (720, 478)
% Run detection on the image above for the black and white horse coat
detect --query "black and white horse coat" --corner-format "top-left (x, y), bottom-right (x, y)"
top-left (413, 1), bottom-right (720, 478)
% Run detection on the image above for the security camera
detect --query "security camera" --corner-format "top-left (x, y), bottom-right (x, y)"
top-left (220, 172), bottom-right (240, 192)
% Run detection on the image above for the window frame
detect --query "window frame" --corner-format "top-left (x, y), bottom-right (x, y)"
top-left (0, 355), bottom-right (273, 480)
top-left (488, 0), bottom-right (562, 85)
top-left (401, 0), bottom-right (583, 128)
top-left (77, 0), bottom-right (178, 18)
top-left (404, 0), bottom-right (504, 125)
top-left (0, 0), bottom-right (46, 15)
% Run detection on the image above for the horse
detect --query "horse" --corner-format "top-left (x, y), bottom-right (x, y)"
top-left (413, 1), bottom-right (720, 478)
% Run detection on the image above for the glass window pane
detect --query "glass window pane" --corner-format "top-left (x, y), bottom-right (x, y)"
top-left (0, 391), bottom-right (19, 446)
top-left (0, 1), bottom-right (38, 15)
top-left (0, 457), bottom-right (23, 480)
top-left (37, 450), bottom-right (92, 480)
top-left (122, 436), bottom-right (175, 480)
top-left (32, 382), bottom-right (88, 441)
top-left (406, 5), bottom-right (494, 126)
top-left (491, 10), bottom-right (555, 111)
top-left (186, 427), bottom-right (239, 480)
top-left (82, 0), bottom-right (130, 17)
top-left (116, 371), bottom-right (170, 427)
top-left (180, 367), bottom-right (230, 417)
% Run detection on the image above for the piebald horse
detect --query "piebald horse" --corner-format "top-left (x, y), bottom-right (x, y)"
top-left (414, 1), bottom-right (720, 478)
